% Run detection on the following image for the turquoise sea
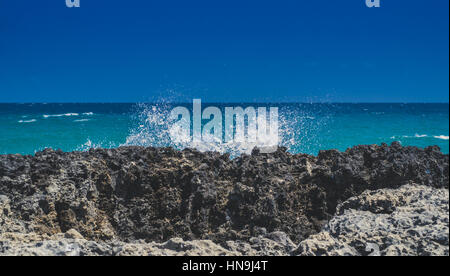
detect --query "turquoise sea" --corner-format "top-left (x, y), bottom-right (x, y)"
top-left (0, 103), bottom-right (448, 156)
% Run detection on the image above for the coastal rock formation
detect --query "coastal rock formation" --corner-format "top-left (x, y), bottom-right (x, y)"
top-left (0, 143), bottom-right (448, 256)
top-left (0, 231), bottom-right (295, 256)
top-left (1, 185), bottom-right (447, 256)
top-left (295, 184), bottom-right (449, 256)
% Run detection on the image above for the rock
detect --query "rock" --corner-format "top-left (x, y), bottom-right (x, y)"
top-left (116, 238), bottom-right (239, 256)
top-left (295, 184), bottom-right (449, 256)
top-left (64, 229), bottom-right (84, 240)
top-left (0, 143), bottom-right (448, 256)
top-left (0, 234), bottom-right (111, 256)
top-left (0, 231), bottom-right (293, 256)
top-left (224, 232), bottom-right (296, 256)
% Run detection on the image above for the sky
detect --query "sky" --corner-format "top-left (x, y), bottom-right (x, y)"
top-left (0, 0), bottom-right (448, 103)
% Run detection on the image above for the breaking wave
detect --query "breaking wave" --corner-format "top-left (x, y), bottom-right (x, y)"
top-left (18, 119), bottom-right (37, 123)
top-left (121, 102), bottom-right (328, 157)
top-left (391, 134), bottom-right (450, 141)
top-left (43, 113), bottom-right (79, 118)
top-left (434, 135), bottom-right (449, 140)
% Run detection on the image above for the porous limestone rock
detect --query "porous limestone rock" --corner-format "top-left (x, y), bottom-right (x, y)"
top-left (295, 184), bottom-right (449, 256)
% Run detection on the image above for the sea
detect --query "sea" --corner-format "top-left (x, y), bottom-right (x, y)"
top-left (0, 103), bottom-right (448, 156)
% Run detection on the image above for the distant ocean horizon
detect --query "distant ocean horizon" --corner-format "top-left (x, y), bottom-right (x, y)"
top-left (1, 103), bottom-right (448, 156)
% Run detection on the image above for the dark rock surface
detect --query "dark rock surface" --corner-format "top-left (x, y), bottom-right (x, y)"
top-left (0, 142), bottom-right (448, 255)
top-left (2, 184), bottom-right (447, 256)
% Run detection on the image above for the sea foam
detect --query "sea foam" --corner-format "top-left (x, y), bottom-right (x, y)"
top-left (434, 135), bottom-right (449, 140)
top-left (43, 113), bottom-right (79, 118)
top-left (121, 102), bottom-right (326, 157)
top-left (18, 119), bottom-right (37, 123)
top-left (394, 134), bottom-right (449, 141)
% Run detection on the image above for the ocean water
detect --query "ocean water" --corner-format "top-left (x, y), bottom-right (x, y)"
top-left (0, 103), bottom-right (448, 156)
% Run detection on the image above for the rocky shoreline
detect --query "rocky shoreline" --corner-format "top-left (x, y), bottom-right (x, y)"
top-left (0, 142), bottom-right (448, 256)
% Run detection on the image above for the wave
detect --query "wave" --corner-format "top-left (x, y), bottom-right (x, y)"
top-left (121, 102), bottom-right (328, 157)
top-left (43, 113), bottom-right (79, 118)
top-left (122, 103), bottom-right (277, 156)
top-left (391, 134), bottom-right (426, 139)
top-left (434, 135), bottom-right (449, 140)
top-left (82, 112), bottom-right (94, 116)
top-left (18, 119), bottom-right (37, 123)
top-left (74, 119), bottom-right (91, 122)
top-left (391, 134), bottom-right (449, 141)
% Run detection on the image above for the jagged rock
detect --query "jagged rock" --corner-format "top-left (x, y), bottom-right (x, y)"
top-left (0, 231), bottom-right (293, 256)
top-left (0, 233), bottom-right (112, 256)
top-left (224, 231), bottom-right (296, 256)
top-left (0, 143), bottom-right (448, 256)
top-left (295, 184), bottom-right (449, 256)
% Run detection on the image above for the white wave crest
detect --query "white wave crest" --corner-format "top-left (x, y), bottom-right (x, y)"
top-left (393, 134), bottom-right (428, 139)
top-left (43, 113), bottom-right (79, 118)
top-left (434, 135), bottom-right (449, 140)
top-left (18, 119), bottom-right (37, 123)
top-left (391, 134), bottom-right (449, 141)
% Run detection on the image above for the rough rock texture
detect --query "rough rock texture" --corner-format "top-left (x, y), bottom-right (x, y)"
top-left (0, 142), bottom-right (448, 256)
top-left (295, 184), bottom-right (449, 256)
top-left (0, 230), bottom-right (295, 256)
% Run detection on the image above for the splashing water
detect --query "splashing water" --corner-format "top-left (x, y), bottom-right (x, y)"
top-left (76, 139), bottom-right (118, 152)
top-left (121, 102), bottom-right (330, 157)
top-left (123, 102), bottom-right (175, 148)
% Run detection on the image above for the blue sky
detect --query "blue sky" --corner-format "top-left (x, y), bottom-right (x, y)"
top-left (0, 0), bottom-right (448, 103)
